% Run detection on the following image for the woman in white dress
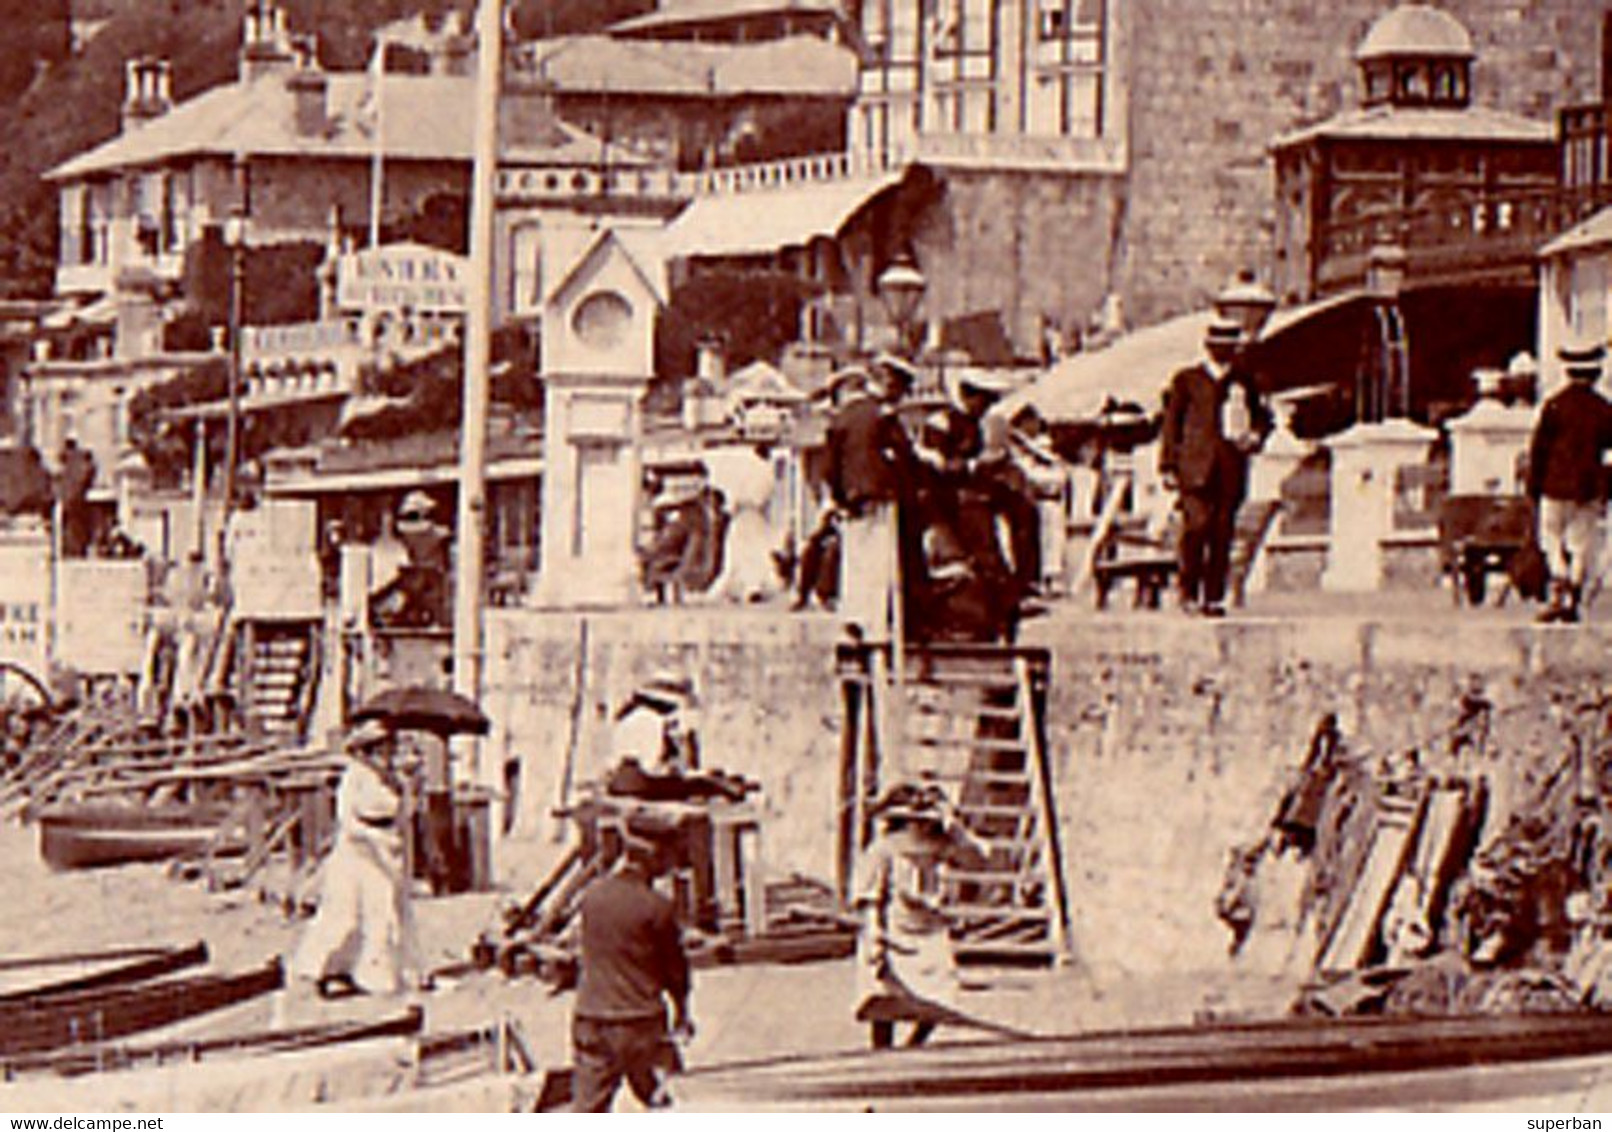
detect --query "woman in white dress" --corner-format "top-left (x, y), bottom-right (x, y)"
top-left (288, 720), bottom-right (422, 998)
top-left (853, 783), bottom-right (987, 1048)
top-left (705, 445), bottom-right (779, 603)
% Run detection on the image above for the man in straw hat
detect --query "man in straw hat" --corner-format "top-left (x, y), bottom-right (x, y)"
top-left (1526, 338), bottom-right (1612, 623)
top-left (286, 718), bottom-right (422, 1002)
top-left (1160, 315), bottom-right (1271, 617)
top-left (570, 809), bottom-right (694, 1111)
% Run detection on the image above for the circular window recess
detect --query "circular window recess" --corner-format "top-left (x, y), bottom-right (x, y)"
top-left (571, 290), bottom-right (634, 349)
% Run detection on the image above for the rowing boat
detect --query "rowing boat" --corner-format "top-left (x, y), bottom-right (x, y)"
top-left (36, 803), bottom-right (236, 870)
top-left (671, 1010), bottom-right (1612, 1112)
top-left (0, 942), bottom-right (208, 1003)
top-left (0, 959), bottom-right (283, 1058)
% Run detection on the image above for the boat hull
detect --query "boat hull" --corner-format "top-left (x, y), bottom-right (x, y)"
top-left (37, 805), bottom-right (232, 870)
top-left (673, 1010), bottom-right (1612, 1112)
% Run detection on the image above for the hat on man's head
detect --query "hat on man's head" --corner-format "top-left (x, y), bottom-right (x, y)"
top-left (1205, 316), bottom-right (1244, 349)
top-left (1506, 351), bottom-right (1539, 380)
top-left (824, 365), bottom-right (869, 397)
top-left (958, 370), bottom-right (1015, 400)
top-left (398, 490), bottom-right (436, 520)
top-left (640, 670), bottom-right (697, 709)
top-left (1559, 338), bottom-right (1606, 380)
top-left (871, 351), bottom-right (920, 390)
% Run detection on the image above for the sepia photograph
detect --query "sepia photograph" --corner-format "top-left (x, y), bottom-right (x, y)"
top-left (0, 0), bottom-right (1610, 1114)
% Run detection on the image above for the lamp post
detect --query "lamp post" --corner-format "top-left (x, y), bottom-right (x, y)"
top-left (877, 254), bottom-right (926, 360)
top-left (218, 206), bottom-right (247, 586)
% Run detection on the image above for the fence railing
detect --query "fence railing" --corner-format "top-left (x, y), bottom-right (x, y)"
top-left (1316, 182), bottom-right (1612, 289)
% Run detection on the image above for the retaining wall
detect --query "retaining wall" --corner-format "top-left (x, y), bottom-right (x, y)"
top-left (482, 606), bottom-right (1612, 983)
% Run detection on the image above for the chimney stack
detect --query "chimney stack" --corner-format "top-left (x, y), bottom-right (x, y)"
top-left (121, 57), bottom-right (173, 132)
top-left (240, 1), bottom-right (295, 82)
top-left (287, 34), bottom-right (328, 136)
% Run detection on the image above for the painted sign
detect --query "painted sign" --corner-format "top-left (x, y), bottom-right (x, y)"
top-left (0, 524), bottom-right (50, 681)
top-left (336, 243), bottom-right (468, 313)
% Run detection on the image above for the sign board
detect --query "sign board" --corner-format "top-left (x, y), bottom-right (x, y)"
top-left (336, 243), bottom-right (468, 313)
top-left (0, 522), bottom-right (48, 683)
top-left (229, 501), bottom-right (320, 620)
top-left (0, 523), bottom-right (50, 681)
top-left (57, 561), bottom-right (146, 676)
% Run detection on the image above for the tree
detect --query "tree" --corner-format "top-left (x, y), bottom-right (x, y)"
top-left (655, 268), bottom-right (823, 382)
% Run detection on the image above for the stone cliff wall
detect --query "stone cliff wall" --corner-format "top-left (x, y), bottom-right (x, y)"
top-left (483, 607), bottom-right (1612, 988)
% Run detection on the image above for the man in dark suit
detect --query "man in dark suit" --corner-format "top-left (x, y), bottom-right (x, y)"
top-left (1526, 339), bottom-right (1612, 623)
top-left (1159, 317), bottom-right (1270, 617)
top-left (826, 358), bottom-right (916, 639)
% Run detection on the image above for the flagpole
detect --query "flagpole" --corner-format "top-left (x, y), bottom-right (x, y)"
top-left (452, 0), bottom-right (499, 792)
top-left (368, 35), bottom-right (385, 249)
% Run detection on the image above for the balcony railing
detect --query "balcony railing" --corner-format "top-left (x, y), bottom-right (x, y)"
top-left (682, 148), bottom-right (909, 196)
top-left (1315, 182), bottom-right (1612, 293)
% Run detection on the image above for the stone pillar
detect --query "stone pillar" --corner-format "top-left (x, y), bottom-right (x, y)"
top-left (532, 374), bottom-right (645, 607)
top-left (1248, 401), bottom-right (1310, 504)
top-left (1322, 419), bottom-right (1436, 592)
top-left (1446, 377), bottom-right (1533, 496)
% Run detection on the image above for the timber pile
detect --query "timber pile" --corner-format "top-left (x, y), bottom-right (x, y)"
top-left (1220, 693), bottom-right (1612, 1017)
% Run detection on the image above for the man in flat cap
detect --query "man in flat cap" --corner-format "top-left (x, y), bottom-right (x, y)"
top-left (1526, 339), bottom-right (1612, 623)
top-left (571, 811), bottom-right (693, 1111)
top-left (1159, 316), bottom-right (1271, 617)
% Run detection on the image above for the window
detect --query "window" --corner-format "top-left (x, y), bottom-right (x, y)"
top-left (60, 186), bottom-right (85, 266)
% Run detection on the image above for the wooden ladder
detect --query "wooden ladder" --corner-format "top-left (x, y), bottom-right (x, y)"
top-left (838, 643), bottom-right (1071, 967)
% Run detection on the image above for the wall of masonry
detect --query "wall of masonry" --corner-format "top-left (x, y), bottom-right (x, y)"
top-left (483, 607), bottom-right (1612, 986)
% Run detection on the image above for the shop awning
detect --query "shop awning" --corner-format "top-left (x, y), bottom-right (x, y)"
top-left (1007, 290), bottom-right (1369, 423)
top-left (162, 389), bottom-right (348, 423)
top-left (266, 454), bottom-right (543, 496)
top-left (662, 168), bottom-right (905, 259)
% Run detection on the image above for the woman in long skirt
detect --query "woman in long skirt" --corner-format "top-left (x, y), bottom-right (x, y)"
top-left (288, 721), bottom-right (421, 998)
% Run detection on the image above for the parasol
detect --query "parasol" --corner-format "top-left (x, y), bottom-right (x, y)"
top-left (351, 686), bottom-right (490, 737)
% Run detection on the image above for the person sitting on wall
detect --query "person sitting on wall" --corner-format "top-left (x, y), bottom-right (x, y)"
top-left (371, 492), bottom-right (451, 628)
top-left (791, 505), bottom-right (842, 611)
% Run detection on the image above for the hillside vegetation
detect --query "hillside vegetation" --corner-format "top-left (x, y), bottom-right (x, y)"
top-left (0, 0), bottom-right (647, 298)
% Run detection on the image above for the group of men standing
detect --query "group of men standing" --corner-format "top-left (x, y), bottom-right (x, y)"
top-left (824, 353), bottom-right (1044, 644)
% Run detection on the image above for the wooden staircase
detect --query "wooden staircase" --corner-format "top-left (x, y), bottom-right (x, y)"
top-left (233, 619), bottom-right (321, 742)
top-left (837, 644), bottom-right (1070, 966)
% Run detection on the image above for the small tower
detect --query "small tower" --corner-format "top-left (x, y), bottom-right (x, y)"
top-left (1355, 3), bottom-right (1474, 109)
top-left (533, 227), bottom-right (667, 607)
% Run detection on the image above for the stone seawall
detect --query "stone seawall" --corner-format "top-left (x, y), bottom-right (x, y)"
top-left (483, 607), bottom-right (1612, 983)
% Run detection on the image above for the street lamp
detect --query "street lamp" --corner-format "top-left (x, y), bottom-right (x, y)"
top-left (1214, 270), bottom-right (1277, 344)
top-left (877, 253), bottom-right (926, 359)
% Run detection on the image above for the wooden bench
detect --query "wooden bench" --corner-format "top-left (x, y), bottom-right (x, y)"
top-left (1093, 552), bottom-right (1177, 609)
top-left (1438, 495), bottom-right (1534, 606)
